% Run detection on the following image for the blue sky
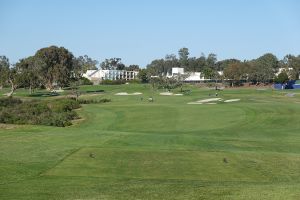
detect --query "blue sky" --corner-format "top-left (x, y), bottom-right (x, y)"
top-left (1, 0), bottom-right (300, 67)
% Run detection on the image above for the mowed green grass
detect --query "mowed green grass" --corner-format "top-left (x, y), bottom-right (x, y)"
top-left (1, 84), bottom-right (300, 199)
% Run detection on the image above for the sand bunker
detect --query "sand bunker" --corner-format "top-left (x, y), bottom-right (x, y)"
top-left (187, 102), bottom-right (203, 105)
top-left (160, 92), bottom-right (173, 96)
top-left (160, 92), bottom-right (183, 96)
top-left (188, 98), bottom-right (241, 105)
top-left (115, 92), bottom-right (142, 96)
top-left (197, 98), bottom-right (222, 103)
top-left (188, 98), bottom-right (222, 105)
top-left (224, 99), bottom-right (240, 103)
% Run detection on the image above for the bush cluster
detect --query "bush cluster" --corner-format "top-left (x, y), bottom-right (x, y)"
top-left (100, 79), bottom-right (126, 85)
top-left (0, 98), bottom-right (81, 127)
top-left (0, 97), bottom-right (22, 107)
top-left (78, 98), bottom-right (111, 104)
top-left (79, 77), bottom-right (93, 85)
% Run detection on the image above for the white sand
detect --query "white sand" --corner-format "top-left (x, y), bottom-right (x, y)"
top-left (115, 92), bottom-right (142, 96)
top-left (224, 99), bottom-right (240, 103)
top-left (197, 98), bottom-right (222, 103)
top-left (160, 92), bottom-right (184, 96)
top-left (188, 98), bottom-right (242, 105)
top-left (160, 92), bottom-right (173, 96)
top-left (115, 92), bottom-right (128, 95)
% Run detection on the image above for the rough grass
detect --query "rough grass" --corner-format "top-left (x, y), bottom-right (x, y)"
top-left (1, 84), bottom-right (300, 199)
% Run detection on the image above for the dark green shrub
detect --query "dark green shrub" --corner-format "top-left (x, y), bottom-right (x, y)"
top-left (127, 79), bottom-right (141, 84)
top-left (79, 77), bottom-right (93, 85)
top-left (0, 97), bottom-right (22, 107)
top-left (100, 79), bottom-right (126, 85)
top-left (78, 98), bottom-right (111, 104)
top-left (0, 98), bottom-right (81, 127)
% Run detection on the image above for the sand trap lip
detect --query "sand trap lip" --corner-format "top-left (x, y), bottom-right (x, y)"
top-left (224, 99), bottom-right (240, 103)
top-left (115, 92), bottom-right (142, 96)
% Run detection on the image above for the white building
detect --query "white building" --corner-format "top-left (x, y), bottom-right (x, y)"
top-left (185, 72), bottom-right (205, 82)
top-left (83, 69), bottom-right (138, 82)
top-left (275, 68), bottom-right (293, 77)
top-left (172, 67), bottom-right (185, 76)
top-left (167, 67), bottom-right (223, 82)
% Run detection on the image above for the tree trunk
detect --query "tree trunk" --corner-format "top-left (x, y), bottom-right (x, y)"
top-left (46, 82), bottom-right (53, 91)
top-left (7, 80), bottom-right (16, 97)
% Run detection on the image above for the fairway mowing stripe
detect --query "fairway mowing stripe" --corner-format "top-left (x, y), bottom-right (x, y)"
top-left (40, 148), bottom-right (82, 176)
top-left (44, 147), bottom-right (300, 183)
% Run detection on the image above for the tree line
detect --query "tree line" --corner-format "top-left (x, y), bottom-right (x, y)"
top-left (0, 46), bottom-right (141, 96)
top-left (1, 46), bottom-right (300, 95)
top-left (143, 47), bottom-right (300, 86)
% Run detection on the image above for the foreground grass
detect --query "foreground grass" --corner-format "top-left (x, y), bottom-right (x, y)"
top-left (1, 84), bottom-right (300, 199)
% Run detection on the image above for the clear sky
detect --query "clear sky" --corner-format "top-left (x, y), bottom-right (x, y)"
top-left (1, 0), bottom-right (300, 67)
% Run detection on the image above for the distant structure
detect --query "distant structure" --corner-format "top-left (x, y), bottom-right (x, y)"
top-left (83, 69), bottom-right (139, 83)
top-left (165, 67), bottom-right (223, 82)
top-left (275, 67), bottom-right (298, 78)
top-left (171, 67), bottom-right (184, 76)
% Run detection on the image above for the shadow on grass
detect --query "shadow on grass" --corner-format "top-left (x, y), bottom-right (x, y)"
top-left (85, 90), bottom-right (105, 93)
top-left (63, 87), bottom-right (104, 93)
top-left (28, 92), bottom-right (60, 97)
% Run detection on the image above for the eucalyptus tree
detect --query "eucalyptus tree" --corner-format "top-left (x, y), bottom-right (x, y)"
top-left (100, 58), bottom-right (125, 70)
top-left (16, 56), bottom-right (41, 94)
top-left (178, 47), bottom-right (189, 68)
top-left (34, 46), bottom-right (76, 90)
top-left (0, 56), bottom-right (10, 89)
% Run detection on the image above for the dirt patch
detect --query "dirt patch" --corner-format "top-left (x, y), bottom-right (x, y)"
top-left (0, 123), bottom-right (19, 130)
